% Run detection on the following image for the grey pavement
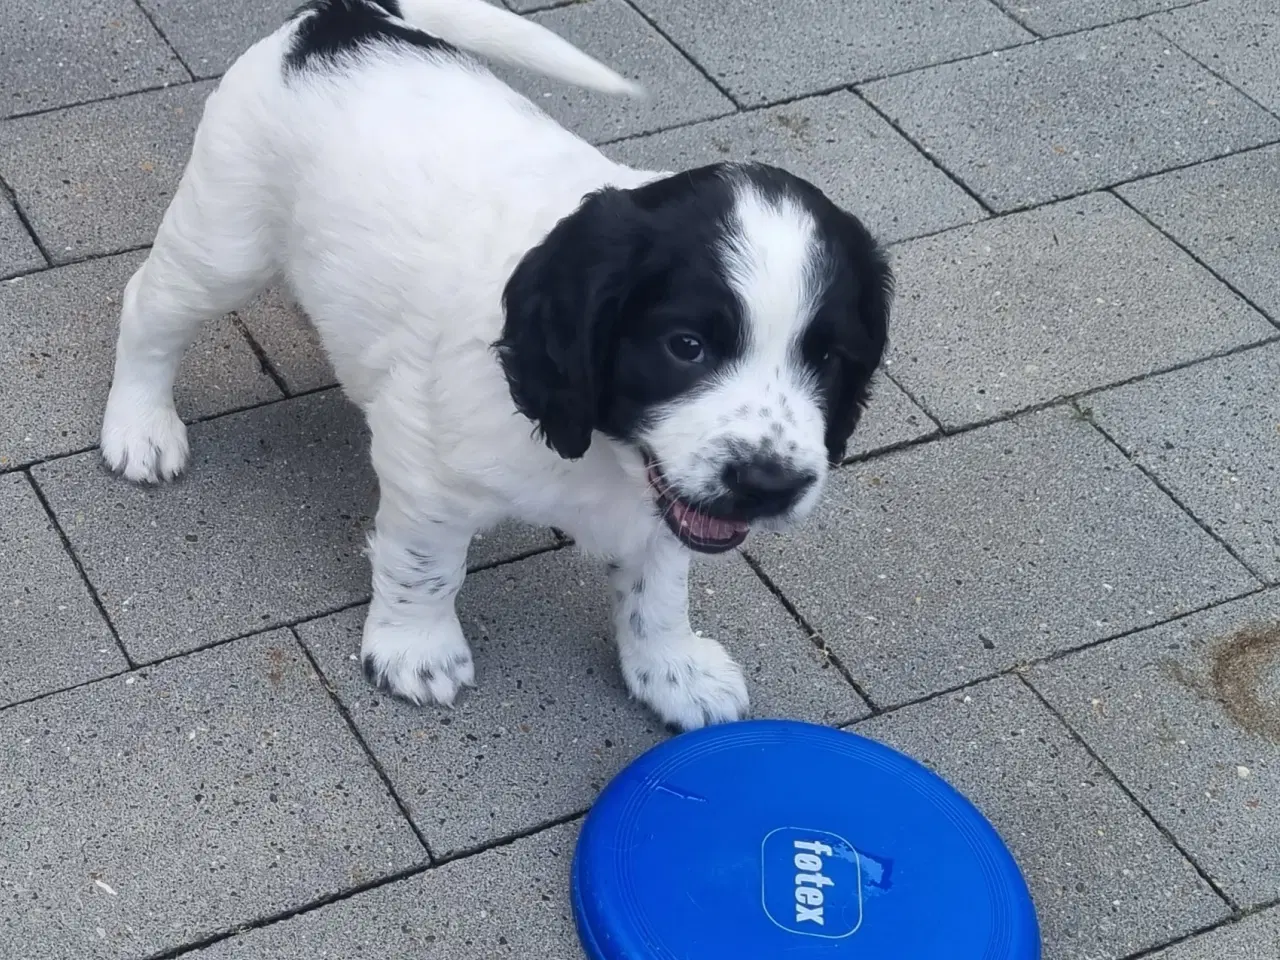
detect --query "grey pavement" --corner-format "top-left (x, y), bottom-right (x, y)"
top-left (1, 1), bottom-right (1278, 958)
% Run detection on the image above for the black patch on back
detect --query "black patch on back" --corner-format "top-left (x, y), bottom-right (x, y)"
top-left (285, 0), bottom-right (459, 72)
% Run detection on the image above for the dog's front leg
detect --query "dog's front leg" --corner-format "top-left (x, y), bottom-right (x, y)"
top-left (360, 503), bottom-right (475, 707)
top-left (609, 536), bottom-right (749, 730)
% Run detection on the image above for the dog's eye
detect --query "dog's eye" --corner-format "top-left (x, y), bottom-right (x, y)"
top-left (667, 333), bottom-right (706, 364)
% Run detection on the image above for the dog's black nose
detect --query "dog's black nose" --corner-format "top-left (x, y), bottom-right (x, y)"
top-left (722, 459), bottom-right (816, 517)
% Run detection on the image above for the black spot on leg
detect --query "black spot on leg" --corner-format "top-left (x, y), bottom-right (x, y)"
top-left (635, 670), bottom-right (652, 687)
top-left (631, 577), bottom-right (645, 596)
top-left (362, 654), bottom-right (397, 696)
top-left (759, 407), bottom-right (772, 418)
top-left (416, 665), bottom-right (437, 685)
top-left (770, 421), bottom-right (785, 438)
top-left (396, 568), bottom-right (457, 597)
top-left (424, 573), bottom-right (453, 596)
top-left (629, 609), bottom-right (646, 638)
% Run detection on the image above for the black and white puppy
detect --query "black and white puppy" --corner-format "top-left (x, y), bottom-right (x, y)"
top-left (100, 0), bottom-right (891, 730)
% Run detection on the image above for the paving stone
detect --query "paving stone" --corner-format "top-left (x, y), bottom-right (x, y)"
top-left (1146, 907), bottom-right (1280, 960)
top-left (861, 24), bottom-right (1280, 212)
top-left (31, 392), bottom-right (375, 662)
top-left (1150, 0), bottom-right (1280, 114)
top-left (0, 81), bottom-right (213, 263)
top-left (1030, 590), bottom-right (1280, 908)
top-left (856, 676), bottom-right (1230, 960)
top-left (0, 201), bottom-right (43, 279)
top-left (631, 0), bottom-right (1029, 107)
top-left (0, 251), bottom-right (280, 468)
top-left (847, 374), bottom-right (937, 459)
top-left (605, 91), bottom-right (985, 244)
top-left (31, 391), bottom-right (559, 661)
top-left (883, 193), bottom-right (1275, 429)
top-left (0, 0), bottom-right (186, 119)
top-left (748, 407), bottom-right (1259, 707)
top-left (138, 0), bottom-right (298, 79)
top-left (1088, 345), bottom-right (1280, 584)
top-left (298, 548), bottom-right (862, 856)
top-left (188, 823), bottom-right (582, 959)
top-left (991, 0), bottom-right (1191, 35)
top-left (505, 0), bottom-right (565, 12)
top-left (1117, 145), bottom-right (1280, 322)
top-left (0, 473), bottom-right (124, 707)
top-left (493, 0), bottom-right (733, 144)
top-left (0, 632), bottom-right (425, 960)
top-left (235, 286), bottom-right (337, 395)
top-left (468, 521), bottom-right (560, 569)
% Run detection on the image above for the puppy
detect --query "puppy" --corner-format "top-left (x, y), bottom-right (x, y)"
top-left (101, 0), bottom-right (892, 730)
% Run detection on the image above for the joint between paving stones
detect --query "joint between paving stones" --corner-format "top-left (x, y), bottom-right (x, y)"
top-left (1078, 400), bottom-right (1272, 584)
top-left (1150, 22), bottom-right (1280, 127)
top-left (138, 859), bottom-right (437, 960)
top-left (140, 806), bottom-right (593, 960)
top-left (1016, 673), bottom-right (1240, 913)
top-left (851, 86), bottom-right (997, 216)
top-left (1, 80), bottom-right (196, 124)
top-left (289, 626), bottom-right (438, 860)
top-left (1109, 188), bottom-right (1280, 331)
top-left (0, 173), bottom-right (53, 269)
top-left (829, 583), bottom-right (1272, 730)
top-left (1118, 898), bottom-right (1280, 960)
top-left (432, 808), bottom-right (588, 866)
top-left (984, 0), bottom-right (1044, 38)
top-left (0, 537), bottom-right (570, 719)
top-left (129, 0), bottom-right (198, 82)
top-left (1024, 583), bottom-right (1272, 674)
top-left (21, 470), bottom-right (137, 669)
top-left (617, 0), bottom-right (743, 109)
top-left (230, 313), bottom-right (293, 397)
top-left (877, 368), bottom-right (945, 436)
top-left (740, 551), bottom-right (880, 713)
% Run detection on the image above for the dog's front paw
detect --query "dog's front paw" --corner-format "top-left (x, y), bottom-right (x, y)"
top-left (623, 636), bottom-right (749, 731)
top-left (101, 387), bottom-right (189, 483)
top-left (360, 615), bottom-right (475, 707)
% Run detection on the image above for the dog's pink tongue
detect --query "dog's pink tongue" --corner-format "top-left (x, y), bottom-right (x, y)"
top-left (672, 501), bottom-right (748, 541)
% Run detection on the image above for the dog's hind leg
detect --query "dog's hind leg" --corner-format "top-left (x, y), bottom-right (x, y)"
top-left (101, 83), bottom-right (279, 483)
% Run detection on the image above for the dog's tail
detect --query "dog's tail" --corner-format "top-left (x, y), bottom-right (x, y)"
top-left (391, 0), bottom-right (645, 98)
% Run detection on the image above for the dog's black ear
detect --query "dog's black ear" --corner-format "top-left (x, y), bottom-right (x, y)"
top-left (824, 219), bottom-right (893, 465)
top-left (497, 187), bottom-right (645, 460)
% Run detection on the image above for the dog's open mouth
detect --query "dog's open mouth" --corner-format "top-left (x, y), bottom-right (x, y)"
top-left (646, 457), bottom-right (749, 554)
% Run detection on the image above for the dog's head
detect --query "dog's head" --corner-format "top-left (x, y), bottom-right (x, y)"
top-left (497, 162), bottom-right (891, 554)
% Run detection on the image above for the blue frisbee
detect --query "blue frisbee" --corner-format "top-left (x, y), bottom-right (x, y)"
top-left (572, 719), bottom-right (1040, 959)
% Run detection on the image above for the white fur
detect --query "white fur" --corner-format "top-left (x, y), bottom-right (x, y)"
top-left (100, 0), bottom-right (829, 729)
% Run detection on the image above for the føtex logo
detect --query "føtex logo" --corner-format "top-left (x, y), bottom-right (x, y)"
top-left (760, 827), bottom-right (862, 939)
